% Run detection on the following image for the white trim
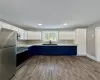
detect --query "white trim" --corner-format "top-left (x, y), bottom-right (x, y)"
top-left (96, 58), bottom-right (100, 62)
top-left (77, 53), bottom-right (86, 56)
top-left (42, 31), bottom-right (58, 41)
top-left (86, 54), bottom-right (97, 61)
top-left (77, 54), bottom-right (86, 56)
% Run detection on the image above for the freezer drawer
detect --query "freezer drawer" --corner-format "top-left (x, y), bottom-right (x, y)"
top-left (0, 47), bottom-right (16, 80)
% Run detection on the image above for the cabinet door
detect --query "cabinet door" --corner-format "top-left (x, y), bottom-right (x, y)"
top-left (0, 22), bottom-right (19, 32)
top-left (27, 31), bottom-right (35, 40)
top-left (95, 28), bottom-right (100, 61)
top-left (75, 29), bottom-right (86, 55)
top-left (18, 28), bottom-right (28, 40)
top-left (24, 31), bottom-right (28, 40)
top-left (0, 25), bottom-right (1, 30)
top-left (18, 28), bottom-right (25, 40)
top-left (11, 26), bottom-right (19, 32)
top-left (27, 31), bottom-right (41, 40)
top-left (2, 22), bottom-right (13, 30)
top-left (59, 31), bottom-right (75, 40)
top-left (0, 21), bottom-right (3, 29)
top-left (34, 32), bottom-right (41, 40)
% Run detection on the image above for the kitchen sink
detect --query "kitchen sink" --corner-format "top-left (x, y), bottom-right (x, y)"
top-left (42, 44), bottom-right (58, 45)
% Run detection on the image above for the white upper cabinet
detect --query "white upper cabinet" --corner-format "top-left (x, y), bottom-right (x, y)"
top-left (0, 21), bottom-right (2, 30)
top-left (1, 22), bottom-right (19, 32)
top-left (0, 21), bottom-right (3, 29)
top-left (2, 22), bottom-right (13, 30)
top-left (27, 31), bottom-right (41, 40)
top-left (24, 31), bottom-right (28, 40)
top-left (59, 31), bottom-right (75, 40)
top-left (11, 26), bottom-right (19, 32)
top-left (18, 28), bottom-right (27, 40)
top-left (0, 26), bottom-right (1, 30)
top-left (0, 21), bottom-right (27, 40)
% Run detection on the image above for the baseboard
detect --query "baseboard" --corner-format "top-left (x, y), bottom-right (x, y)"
top-left (77, 55), bottom-right (86, 56)
top-left (96, 57), bottom-right (100, 61)
top-left (86, 54), bottom-right (97, 61)
top-left (77, 53), bottom-right (86, 56)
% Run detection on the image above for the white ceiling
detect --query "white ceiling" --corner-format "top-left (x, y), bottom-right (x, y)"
top-left (0, 0), bottom-right (100, 30)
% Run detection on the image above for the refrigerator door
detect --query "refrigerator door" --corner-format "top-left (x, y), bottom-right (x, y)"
top-left (0, 47), bottom-right (16, 80)
top-left (0, 28), bottom-right (17, 48)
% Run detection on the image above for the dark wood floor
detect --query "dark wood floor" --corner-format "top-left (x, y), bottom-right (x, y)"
top-left (11, 56), bottom-right (100, 80)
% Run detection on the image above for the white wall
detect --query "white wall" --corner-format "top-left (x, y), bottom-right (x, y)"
top-left (86, 27), bottom-right (96, 57)
top-left (86, 22), bottom-right (100, 61)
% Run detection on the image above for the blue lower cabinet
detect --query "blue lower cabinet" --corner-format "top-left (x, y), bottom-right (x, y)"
top-left (28, 46), bottom-right (77, 56)
top-left (16, 50), bottom-right (28, 67)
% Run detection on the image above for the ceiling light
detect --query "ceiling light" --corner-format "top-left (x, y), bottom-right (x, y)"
top-left (63, 23), bottom-right (67, 26)
top-left (38, 24), bottom-right (43, 26)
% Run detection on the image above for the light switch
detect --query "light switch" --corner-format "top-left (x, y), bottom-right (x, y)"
top-left (92, 34), bottom-right (94, 37)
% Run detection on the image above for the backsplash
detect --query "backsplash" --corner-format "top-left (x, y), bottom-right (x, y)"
top-left (32, 40), bottom-right (75, 44)
top-left (17, 40), bottom-right (28, 46)
top-left (17, 40), bottom-right (75, 47)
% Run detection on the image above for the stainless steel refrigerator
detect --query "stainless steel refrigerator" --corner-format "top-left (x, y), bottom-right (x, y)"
top-left (0, 28), bottom-right (17, 80)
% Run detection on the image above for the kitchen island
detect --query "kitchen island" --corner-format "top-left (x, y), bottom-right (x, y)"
top-left (28, 44), bottom-right (77, 56)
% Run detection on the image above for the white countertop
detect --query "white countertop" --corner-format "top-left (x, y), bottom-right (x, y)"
top-left (58, 44), bottom-right (77, 45)
top-left (31, 44), bottom-right (77, 46)
top-left (33, 44), bottom-right (77, 46)
top-left (17, 44), bottom-right (77, 47)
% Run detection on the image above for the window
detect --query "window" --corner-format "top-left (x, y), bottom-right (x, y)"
top-left (42, 31), bottom-right (58, 41)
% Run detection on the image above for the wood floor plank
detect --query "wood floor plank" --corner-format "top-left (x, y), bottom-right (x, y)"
top-left (11, 56), bottom-right (100, 80)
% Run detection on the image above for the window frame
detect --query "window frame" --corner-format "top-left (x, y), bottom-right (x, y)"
top-left (42, 31), bottom-right (59, 42)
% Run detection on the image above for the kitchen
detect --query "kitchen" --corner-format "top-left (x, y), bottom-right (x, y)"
top-left (0, 21), bottom-right (86, 80)
top-left (1, 20), bottom-right (100, 80)
top-left (1, 0), bottom-right (100, 80)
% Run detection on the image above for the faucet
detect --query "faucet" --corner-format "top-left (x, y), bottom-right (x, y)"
top-left (49, 40), bottom-right (52, 44)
